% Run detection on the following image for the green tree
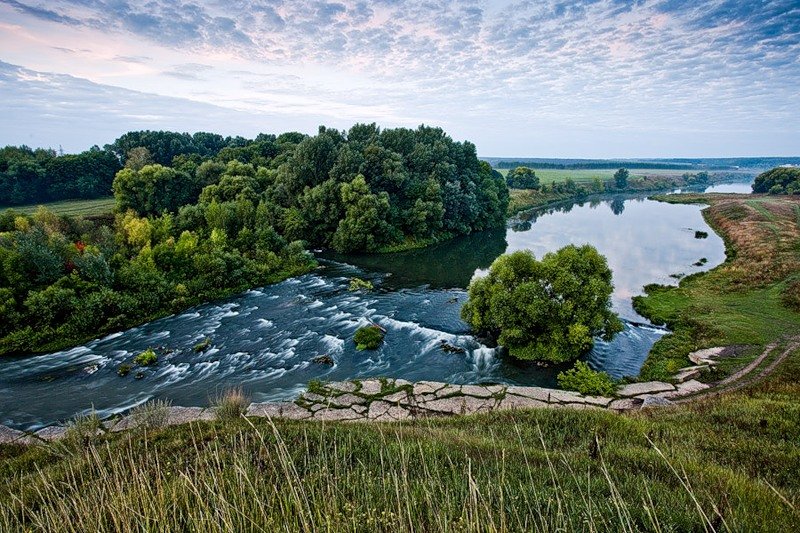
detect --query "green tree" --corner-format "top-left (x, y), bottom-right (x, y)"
top-left (753, 167), bottom-right (800, 194)
top-left (461, 246), bottom-right (622, 363)
top-left (613, 168), bottom-right (629, 189)
top-left (331, 175), bottom-right (393, 252)
top-left (506, 167), bottom-right (540, 189)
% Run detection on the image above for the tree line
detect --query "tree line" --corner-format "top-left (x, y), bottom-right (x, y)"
top-left (0, 124), bottom-right (509, 356)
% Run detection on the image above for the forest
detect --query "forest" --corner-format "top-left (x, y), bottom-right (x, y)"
top-left (0, 124), bottom-right (509, 355)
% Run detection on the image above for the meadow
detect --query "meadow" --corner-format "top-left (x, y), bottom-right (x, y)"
top-left (0, 197), bottom-right (116, 217)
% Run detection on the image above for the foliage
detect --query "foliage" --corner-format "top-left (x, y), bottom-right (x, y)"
top-left (557, 361), bottom-right (617, 396)
top-left (354, 326), bottom-right (385, 350)
top-left (461, 247), bottom-right (622, 362)
top-left (613, 168), bottom-right (629, 189)
top-left (193, 337), bottom-right (212, 352)
top-left (348, 277), bottom-right (374, 291)
top-left (752, 166), bottom-right (800, 194)
top-left (506, 166), bottom-right (540, 189)
top-left (133, 349), bottom-right (157, 366)
top-left (0, 146), bottom-right (121, 206)
top-left (117, 364), bottom-right (131, 377)
top-left (213, 387), bottom-right (249, 421)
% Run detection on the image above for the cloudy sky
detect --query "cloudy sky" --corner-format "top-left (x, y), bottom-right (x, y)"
top-left (0, 0), bottom-right (798, 157)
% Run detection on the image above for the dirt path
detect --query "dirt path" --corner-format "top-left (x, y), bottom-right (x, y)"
top-left (675, 337), bottom-right (800, 404)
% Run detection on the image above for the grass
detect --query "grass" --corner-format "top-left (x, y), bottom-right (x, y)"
top-left (634, 193), bottom-right (800, 381)
top-left (1, 355), bottom-right (799, 530)
top-left (497, 168), bottom-right (694, 183)
top-left (0, 197), bottom-right (115, 217)
top-left (212, 387), bottom-right (250, 421)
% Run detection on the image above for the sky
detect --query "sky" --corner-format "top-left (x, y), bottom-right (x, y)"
top-left (0, 0), bottom-right (798, 157)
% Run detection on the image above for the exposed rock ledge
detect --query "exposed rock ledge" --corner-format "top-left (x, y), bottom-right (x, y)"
top-left (0, 376), bottom-right (713, 443)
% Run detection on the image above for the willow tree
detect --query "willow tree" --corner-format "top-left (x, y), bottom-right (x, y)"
top-left (461, 246), bottom-right (622, 363)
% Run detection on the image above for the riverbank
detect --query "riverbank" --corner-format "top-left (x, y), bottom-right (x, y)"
top-left (633, 193), bottom-right (800, 381)
top-left (1, 348), bottom-right (798, 530)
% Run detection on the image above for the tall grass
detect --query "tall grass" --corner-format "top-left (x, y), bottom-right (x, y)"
top-left (1, 406), bottom-right (795, 532)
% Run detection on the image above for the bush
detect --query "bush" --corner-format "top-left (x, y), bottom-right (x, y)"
top-left (130, 399), bottom-right (171, 430)
top-left (348, 277), bottom-right (374, 291)
top-left (557, 361), bottom-right (617, 396)
top-left (694, 231), bottom-right (708, 239)
top-left (117, 364), bottom-right (132, 377)
top-left (213, 387), bottom-right (249, 421)
top-left (461, 247), bottom-right (622, 363)
top-left (133, 349), bottom-right (158, 366)
top-left (354, 326), bottom-right (385, 350)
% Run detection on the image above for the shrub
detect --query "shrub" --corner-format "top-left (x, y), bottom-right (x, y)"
top-left (62, 410), bottom-right (102, 450)
top-left (348, 277), bottom-right (374, 291)
top-left (694, 231), bottom-right (708, 239)
top-left (193, 337), bottom-right (212, 352)
top-left (130, 399), bottom-right (171, 430)
top-left (213, 387), bottom-right (249, 421)
top-left (117, 364), bottom-right (132, 377)
top-left (133, 349), bottom-right (157, 366)
top-left (354, 326), bottom-right (385, 350)
top-left (557, 361), bottom-right (617, 396)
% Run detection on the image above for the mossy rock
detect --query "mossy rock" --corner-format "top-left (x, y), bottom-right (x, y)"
top-left (354, 326), bottom-right (385, 351)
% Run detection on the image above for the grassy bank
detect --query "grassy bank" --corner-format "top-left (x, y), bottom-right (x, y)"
top-left (0, 197), bottom-right (116, 217)
top-left (633, 193), bottom-right (800, 381)
top-left (497, 167), bottom-right (697, 183)
top-left (1, 351), bottom-right (799, 531)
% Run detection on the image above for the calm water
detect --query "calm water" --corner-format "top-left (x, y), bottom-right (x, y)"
top-left (1, 186), bottom-right (746, 430)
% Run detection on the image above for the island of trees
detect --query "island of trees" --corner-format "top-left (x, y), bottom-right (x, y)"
top-left (0, 125), bottom-right (509, 355)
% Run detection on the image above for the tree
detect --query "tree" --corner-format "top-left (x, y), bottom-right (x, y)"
top-left (113, 164), bottom-right (194, 216)
top-left (613, 168), bottom-right (629, 189)
top-left (461, 246), bottom-right (622, 363)
top-left (753, 167), bottom-right (800, 194)
top-left (506, 166), bottom-right (540, 189)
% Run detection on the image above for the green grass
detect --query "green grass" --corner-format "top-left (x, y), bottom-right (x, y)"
top-left (634, 194), bottom-right (800, 381)
top-left (1, 353), bottom-right (799, 531)
top-left (497, 168), bottom-right (692, 183)
top-left (0, 197), bottom-right (116, 217)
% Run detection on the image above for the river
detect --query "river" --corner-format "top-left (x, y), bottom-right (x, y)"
top-left (0, 181), bottom-right (750, 429)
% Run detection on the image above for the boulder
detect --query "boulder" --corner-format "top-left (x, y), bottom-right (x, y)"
top-left (608, 398), bottom-right (643, 410)
top-left (0, 424), bottom-right (28, 444)
top-left (247, 402), bottom-right (312, 420)
top-left (357, 379), bottom-right (383, 396)
top-left (417, 396), bottom-right (494, 416)
top-left (327, 381), bottom-right (357, 393)
top-left (34, 426), bottom-right (69, 441)
top-left (675, 365), bottom-right (707, 383)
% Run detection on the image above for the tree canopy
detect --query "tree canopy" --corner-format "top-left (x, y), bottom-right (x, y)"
top-left (506, 166), bottom-right (540, 189)
top-left (752, 167), bottom-right (800, 195)
top-left (613, 168), bottom-right (629, 189)
top-left (460, 246), bottom-right (622, 363)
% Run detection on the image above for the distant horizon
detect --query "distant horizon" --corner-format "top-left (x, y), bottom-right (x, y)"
top-left (1, 1), bottom-right (798, 158)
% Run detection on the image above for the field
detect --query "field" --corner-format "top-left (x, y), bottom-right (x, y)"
top-left (497, 167), bottom-right (693, 183)
top-left (0, 197), bottom-right (116, 217)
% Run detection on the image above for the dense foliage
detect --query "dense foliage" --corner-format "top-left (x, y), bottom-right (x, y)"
top-left (353, 326), bottom-right (384, 350)
top-left (752, 166), bottom-right (800, 194)
top-left (505, 166), bottom-right (540, 189)
top-left (0, 146), bottom-right (121, 206)
top-left (557, 361), bottom-right (617, 396)
top-left (613, 168), bottom-right (629, 189)
top-left (0, 124), bottom-right (508, 356)
top-left (461, 247), bottom-right (622, 362)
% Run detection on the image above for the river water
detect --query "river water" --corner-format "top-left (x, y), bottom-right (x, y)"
top-left (0, 182), bottom-right (749, 430)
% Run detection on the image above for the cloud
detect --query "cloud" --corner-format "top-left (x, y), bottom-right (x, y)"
top-left (0, 0), bottom-right (798, 156)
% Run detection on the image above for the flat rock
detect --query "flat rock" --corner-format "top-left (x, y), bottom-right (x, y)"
top-left (166, 406), bottom-right (215, 425)
top-left (688, 347), bottom-right (725, 365)
top-left (327, 381), bottom-right (357, 394)
top-left (581, 395), bottom-right (614, 407)
top-left (327, 393), bottom-right (366, 408)
top-left (382, 391), bottom-right (410, 403)
top-left (247, 402), bottom-right (312, 420)
top-left (642, 396), bottom-right (675, 407)
top-left (459, 384), bottom-right (494, 398)
top-left (313, 407), bottom-right (362, 422)
top-left (357, 380), bottom-right (383, 396)
top-left (300, 392), bottom-right (328, 403)
top-left (412, 381), bottom-right (447, 396)
top-left (107, 416), bottom-right (137, 433)
top-left (505, 386), bottom-right (552, 402)
top-left (497, 395), bottom-right (547, 410)
top-left (418, 396), bottom-right (494, 415)
top-left (608, 398), bottom-right (643, 410)
top-left (367, 401), bottom-right (411, 421)
top-left (34, 426), bottom-right (69, 441)
top-left (546, 389), bottom-right (589, 404)
top-left (618, 381), bottom-right (675, 397)
top-left (674, 379), bottom-right (710, 396)
top-left (675, 367), bottom-right (704, 383)
top-left (0, 424), bottom-right (28, 444)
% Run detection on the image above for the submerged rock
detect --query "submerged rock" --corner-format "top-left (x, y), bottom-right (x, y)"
top-left (312, 354), bottom-right (335, 365)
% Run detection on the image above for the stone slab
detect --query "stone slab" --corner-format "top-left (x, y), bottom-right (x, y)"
top-left (459, 385), bottom-right (494, 398)
top-left (642, 396), bottom-right (675, 407)
top-left (0, 424), bottom-right (28, 444)
top-left (418, 396), bottom-right (494, 415)
top-left (166, 407), bottom-right (215, 425)
top-left (247, 402), bottom-right (312, 420)
top-left (618, 381), bottom-right (675, 397)
top-left (313, 407), bottom-right (362, 421)
top-left (608, 398), bottom-right (643, 410)
top-left (34, 426), bottom-right (68, 441)
top-left (688, 347), bottom-right (725, 365)
top-left (505, 386), bottom-right (552, 402)
top-left (357, 380), bottom-right (383, 395)
top-left (497, 395), bottom-right (548, 410)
